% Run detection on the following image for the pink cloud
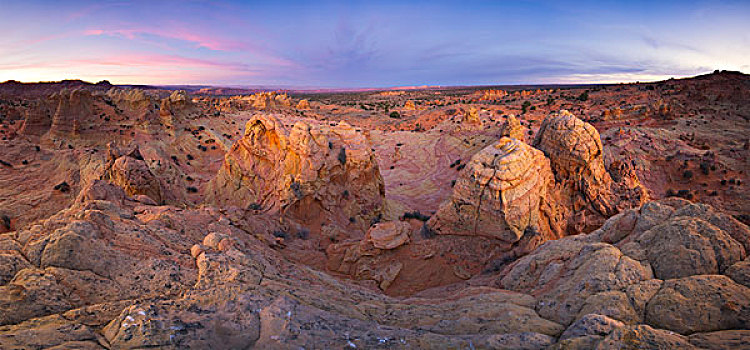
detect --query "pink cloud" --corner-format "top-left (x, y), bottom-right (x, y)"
top-left (83, 25), bottom-right (299, 68)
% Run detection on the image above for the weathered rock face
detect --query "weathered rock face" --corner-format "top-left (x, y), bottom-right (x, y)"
top-left (295, 99), bottom-right (311, 110)
top-left (404, 100), bottom-right (417, 110)
top-left (48, 89), bottom-right (96, 138)
top-left (499, 114), bottom-right (524, 141)
top-left (366, 221), bottom-right (411, 250)
top-left (496, 198), bottom-right (750, 339)
top-left (464, 106), bottom-right (481, 124)
top-left (17, 100), bottom-right (54, 136)
top-left (106, 88), bottom-right (157, 121)
top-left (159, 90), bottom-right (200, 131)
top-left (103, 144), bottom-right (163, 204)
top-left (249, 91), bottom-right (291, 110)
top-left (206, 113), bottom-right (385, 225)
top-left (428, 137), bottom-right (563, 250)
top-left (534, 110), bottom-right (647, 233)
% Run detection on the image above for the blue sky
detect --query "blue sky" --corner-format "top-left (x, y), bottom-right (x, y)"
top-left (0, 0), bottom-right (748, 87)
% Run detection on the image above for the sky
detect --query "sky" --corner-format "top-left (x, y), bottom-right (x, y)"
top-left (0, 0), bottom-right (748, 88)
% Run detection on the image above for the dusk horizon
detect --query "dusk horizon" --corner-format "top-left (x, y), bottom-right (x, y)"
top-left (2, 0), bottom-right (749, 87)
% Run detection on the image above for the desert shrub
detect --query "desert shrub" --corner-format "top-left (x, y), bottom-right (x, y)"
top-left (54, 182), bottom-right (70, 193)
top-left (272, 230), bottom-right (288, 239)
top-left (390, 111), bottom-right (401, 119)
top-left (700, 161), bottom-right (711, 175)
top-left (342, 189), bottom-right (349, 199)
top-left (451, 179), bottom-right (456, 187)
top-left (578, 91), bottom-right (589, 101)
top-left (186, 186), bottom-right (198, 193)
top-left (402, 211), bottom-right (431, 222)
top-left (370, 213), bottom-right (383, 226)
top-left (187, 154), bottom-right (194, 160)
top-left (521, 101), bottom-right (531, 114)
top-left (1, 214), bottom-right (10, 230)
top-left (683, 170), bottom-right (694, 179)
top-left (248, 203), bottom-right (262, 210)
top-left (0, 159), bottom-right (10, 167)
top-left (420, 223), bottom-right (437, 239)
top-left (677, 189), bottom-right (693, 199)
top-left (337, 147), bottom-right (347, 165)
top-left (296, 228), bottom-right (310, 240)
top-left (456, 163), bottom-right (466, 171)
top-left (290, 181), bottom-right (303, 199)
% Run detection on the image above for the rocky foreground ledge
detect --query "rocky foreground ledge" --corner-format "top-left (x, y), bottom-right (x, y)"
top-left (1, 180), bottom-right (748, 348)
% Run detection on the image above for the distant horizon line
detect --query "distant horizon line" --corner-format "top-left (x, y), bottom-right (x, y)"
top-left (2, 69), bottom-right (745, 92)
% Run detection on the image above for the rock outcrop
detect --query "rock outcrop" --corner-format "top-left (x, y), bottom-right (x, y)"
top-left (499, 114), bottom-right (524, 140)
top-left (48, 89), bottom-right (96, 138)
top-left (103, 144), bottom-right (163, 204)
top-left (534, 110), bottom-right (647, 233)
top-left (249, 91), bottom-right (291, 110)
top-left (428, 137), bottom-right (563, 253)
top-left (206, 113), bottom-right (385, 225)
top-left (159, 90), bottom-right (200, 132)
top-left (499, 198), bottom-right (750, 335)
top-left (366, 221), bottom-right (411, 250)
top-left (295, 99), bottom-right (310, 110)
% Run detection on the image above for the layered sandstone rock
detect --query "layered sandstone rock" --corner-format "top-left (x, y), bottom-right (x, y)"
top-left (48, 89), bottom-right (96, 137)
top-left (499, 114), bottom-right (524, 140)
top-left (498, 198), bottom-right (750, 339)
top-left (206, 113), bottom-right (385, 224)
top-left (103, 144), bottom-right (163, 204)
top-left (403, 100), bottom-right (416, 111)
top-left (159, 90), bottom-right (200, 132)
top-left (534, 110), bottom-right (647, 233)
top-left (428, 137), bottom-right (562, 251)
top-left (366, 221), bottom-right (411, 249)
top-left (17, 101), bottom-right (54, 136)
top-left (295, 99), bottom-right (311, 110)
top-left (249, 91), bottom-right (291, 110)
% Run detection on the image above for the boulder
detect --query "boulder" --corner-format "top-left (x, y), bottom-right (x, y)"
top-left (366, 221), bottom-right (411, 250)
top-left (645, 274), bottom-right (750, 334)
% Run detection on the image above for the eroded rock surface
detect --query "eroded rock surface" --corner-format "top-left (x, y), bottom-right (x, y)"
top-left (206, 113), bottom-right (385, 226)
top-left (428, 137), bottom-right (563, 251)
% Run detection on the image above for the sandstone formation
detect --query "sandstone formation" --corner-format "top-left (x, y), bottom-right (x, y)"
top-left (366, 221), bottom-right (411, 249)
top-left (295, 99), bottom-right (310, 110)
top-left (534, 110), bottom-right (647, 233)
top-left (206, 113), bottom-right (385, 225)
top-left (48, 89), bottom-right (96, 138)
top-left (159, 90), bottom-right (200, 132)
top-left (103, 144), bottom-right (164, 204)
top-left (428, 137), bottom-right (563, 252)
top-left (248, 91), bottom-right (291, 110)
top-left (403, 100), bottom-right (416, 110)
top-left (499, 114), bottom-right (524, 140)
